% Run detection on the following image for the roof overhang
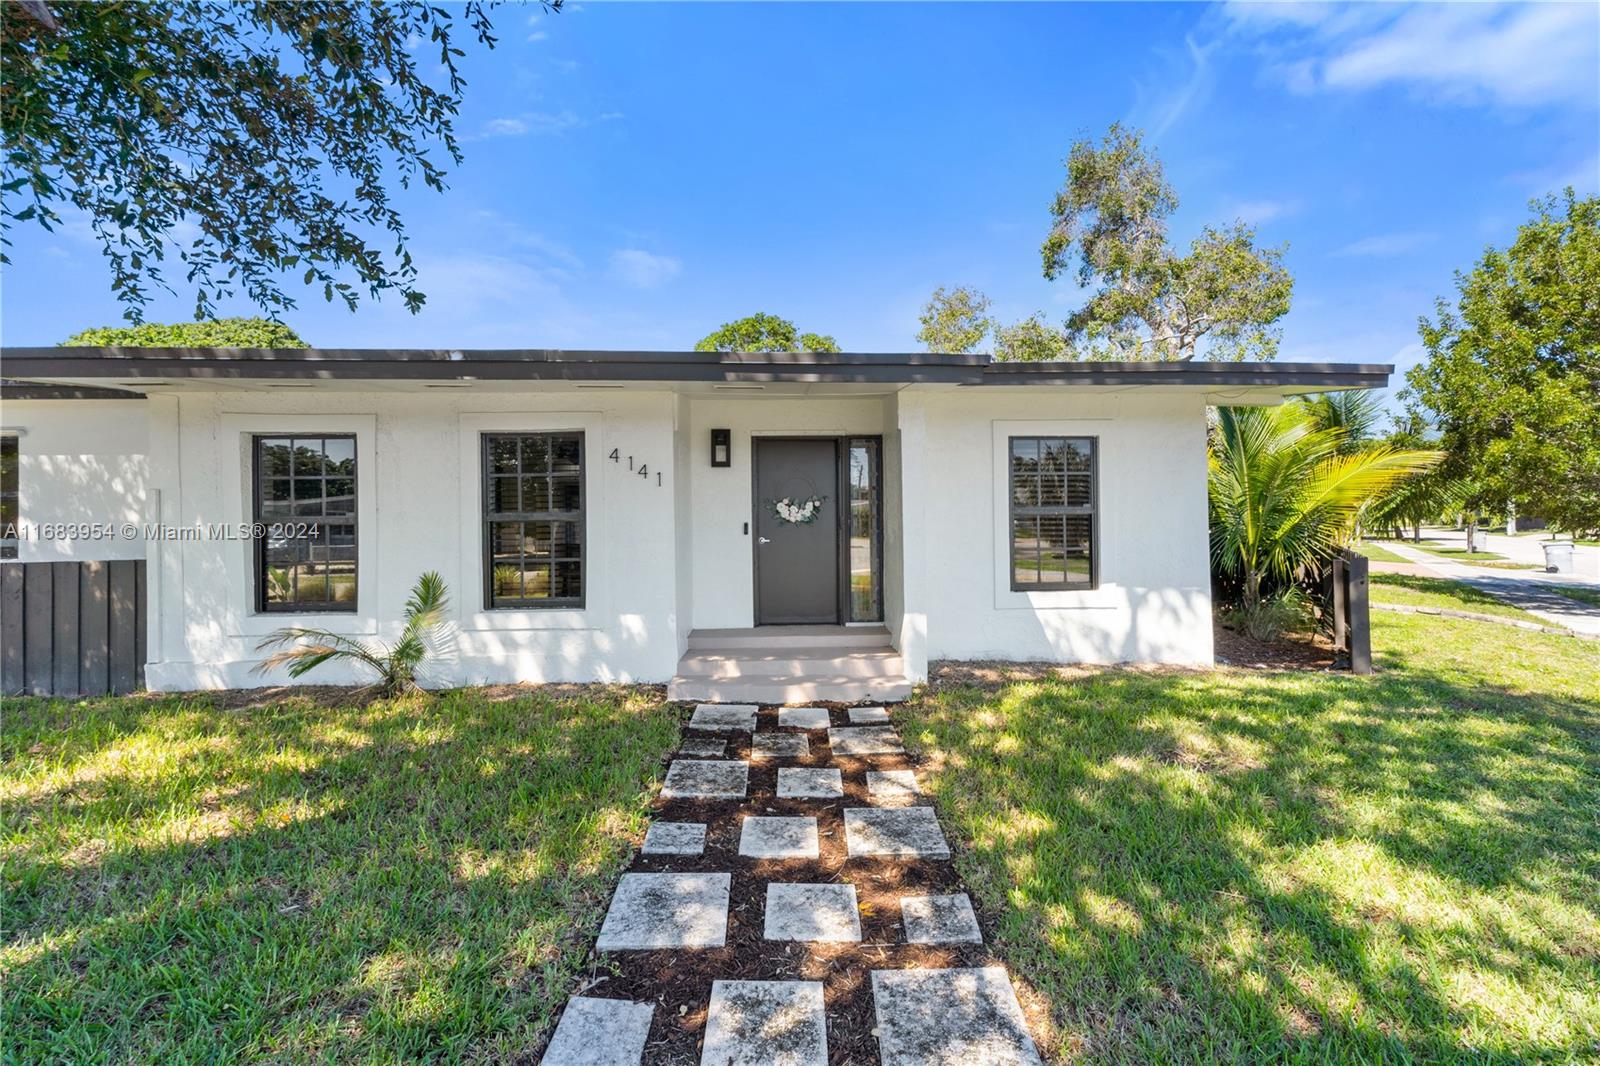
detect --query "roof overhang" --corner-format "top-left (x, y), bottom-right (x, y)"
top-left (0, 346), bottom-right (1392, 400)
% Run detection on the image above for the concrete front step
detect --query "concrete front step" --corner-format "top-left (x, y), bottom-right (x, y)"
top-left (677, 647), bottom-right (906, 680)
top-left (666, 673), bottom-right (914, 704)
top-left (686, 625), bottom-right (893, 651)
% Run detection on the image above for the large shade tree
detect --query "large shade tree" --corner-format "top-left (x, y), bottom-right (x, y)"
top-left (1042, 124), bottom-right (1293, 361)
top-left (1405, 190), bottom-right (1600, 538)
top-left (695, 313), bottom-right (838, 353)
top-left (63, 318), bottom-right (307, 347)
top-left (916, 286), bottom-right (993, 354)
top-left (2, 1), bottom-right (540, 321)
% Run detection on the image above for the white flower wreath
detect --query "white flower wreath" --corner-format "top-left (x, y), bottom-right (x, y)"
top-left (772, 495), bottom-right (825, 524)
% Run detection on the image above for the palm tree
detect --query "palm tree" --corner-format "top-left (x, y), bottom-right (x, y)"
top-left (1209, 403), bottom-right (1440, 612)
top-left (254, 571), bottom-right (449, 696)
top-left (1305, 390), bottom-right (1384, 453)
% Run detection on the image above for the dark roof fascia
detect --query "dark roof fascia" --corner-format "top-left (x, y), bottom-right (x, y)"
top-left (0, 347), bottom-right (1392, 390)
top-left (0, 378), bottom-right (145, 400)
top-left (977, 361), bottom-right (1393, 389)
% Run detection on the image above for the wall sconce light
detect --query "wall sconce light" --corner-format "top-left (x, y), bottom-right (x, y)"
top-left (710, 428), bottom-right (731, 467)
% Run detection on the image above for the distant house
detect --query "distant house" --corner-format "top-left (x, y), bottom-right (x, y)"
top-left (0, 347), bottom-right (1389, 700)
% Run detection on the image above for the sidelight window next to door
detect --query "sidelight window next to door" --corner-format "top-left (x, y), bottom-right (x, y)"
top-left (847, 439), bottom-right (882, 622)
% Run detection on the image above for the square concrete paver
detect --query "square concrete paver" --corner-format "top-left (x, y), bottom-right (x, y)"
top-left (688, 703), bottom-right (758, 731)
top-left (702, 980), bottom-right (828, 1066)
top-left (765, 883), bottom-right (862, 942)
top-left (776, 767), bottom-right (844, 799)
top-left (661, 760), bottom-right (749, 800)
top-left (902, 894), bottom-right (982, 944)
top-left (595, 872), bottom-right (731, 950)
top-left (752, 733), bottom-right (810, 759)
top-left (828, 726), bottom-right (905, 756)
top-left (870, 967), bottom-right (1041, 1066)
top-left (778, 706), bottom-right (831, 729)
top-left (844, 807), bottom-right (951, 859)
top-left (848, 706), bottom-right (891, 724)
top-left (541, 995), bottom-right (654, 1065)
top-left (679, 737), bottom-right (726, 758)
top-left (642, 822), bottom-right (706, 856)
top-left (739, 816), bottom-right (820, 859)
top-left (866, 770), bottom-right (922, 805)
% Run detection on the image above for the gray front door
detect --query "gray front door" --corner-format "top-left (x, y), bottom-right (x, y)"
top-left (754, 438), bottom-right (839, 625)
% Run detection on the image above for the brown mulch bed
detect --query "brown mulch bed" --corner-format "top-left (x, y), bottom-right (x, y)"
top-left (1212, 621), bottom-right (1338, 671)
top-left (556, 703), bottom-right (1022, 1066)
top-left (926, 624), bottom-right (1338, 691)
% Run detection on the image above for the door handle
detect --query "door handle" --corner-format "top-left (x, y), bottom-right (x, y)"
top-left (758, 536), bottom-right (771, 544)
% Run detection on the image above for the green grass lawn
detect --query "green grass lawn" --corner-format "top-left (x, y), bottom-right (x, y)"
top-left (1353, 541), bottom-right (1411, 564)
top-left (902, 615), bottom-right (1600, 1063)
top-left (1547, 584), bottom-right (1600, 609)
top-left (1414, 544), bottom-right (1516, 563)
top-left (1368, 573), bottom-right (1544, 623)
top-left (1, 686), bottom-right (678, 1064)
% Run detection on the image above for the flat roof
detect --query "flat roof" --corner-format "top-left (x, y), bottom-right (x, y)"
top-left (0, 347), bottom-right (1392, 391)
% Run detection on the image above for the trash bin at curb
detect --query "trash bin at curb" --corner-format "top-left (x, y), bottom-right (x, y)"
top-left (1542, 541), bottom-right (1574, 573)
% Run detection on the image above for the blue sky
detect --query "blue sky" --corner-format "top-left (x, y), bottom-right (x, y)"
top-left (4, 1), bottom-right (1597, 404)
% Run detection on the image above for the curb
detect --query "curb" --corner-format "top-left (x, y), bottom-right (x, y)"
top-left (1371, 601), bottom-right (1596, 640)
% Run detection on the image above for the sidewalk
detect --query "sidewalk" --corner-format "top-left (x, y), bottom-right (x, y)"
top-left (1379, 540), bottom-right (1600, 637)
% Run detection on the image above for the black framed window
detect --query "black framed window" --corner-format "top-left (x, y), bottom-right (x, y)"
top-left (253, 435), bottom-right (357, 611)
top-left (1009, 436), bottom-right (1096, 590)
top-left (483, 433), bottom-right (584, 609)
top-left (1, 435), bottom-right (17, 559)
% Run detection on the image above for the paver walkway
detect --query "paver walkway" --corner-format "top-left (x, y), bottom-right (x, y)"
top-left (542, 704), bottom-right (1044, 1065)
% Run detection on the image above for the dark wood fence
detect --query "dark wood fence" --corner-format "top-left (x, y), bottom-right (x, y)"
top-left (1, 560), bottom-right (146, 696)
top-left (1330, 549), bottom-right (1372, 674)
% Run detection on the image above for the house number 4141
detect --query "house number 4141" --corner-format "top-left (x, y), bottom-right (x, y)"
top-left (610, 447), bottom-right (662, 486)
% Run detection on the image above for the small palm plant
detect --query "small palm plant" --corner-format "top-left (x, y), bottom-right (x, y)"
top-left (1209, 403), bottom-right (1439, 622)
top-left (254, 571), bottom-right (449, 697)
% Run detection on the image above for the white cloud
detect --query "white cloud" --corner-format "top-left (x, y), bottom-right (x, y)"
top-left (1131, 34), bottom-right (1219, 139)
top-left (1227, 2), bottom-right (1600, 110)
top-left (526, 31), bottom-right (548, 43)
top-left (481, 117), bottom-right (532, 137)
top-left (1334, 232), bottom-right (1437, 258)
top-left (470, 109), bottom-right (620, 140)
top-left (607, 249), bottom-right (682, 289)
top-left (1224, 198), bottom-right (1300, 226)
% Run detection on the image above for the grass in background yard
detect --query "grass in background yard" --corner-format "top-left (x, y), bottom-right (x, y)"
top-left (1, 686), bottom-right (677, 1064)
top-left (903, 614), bottom-right (1600, 1063)
top-left (1353, 541), bottom-right (1410, 564)
top-left (1547, 584), bottom-right (1600, 609)
top-left (1368, 573), bottom-right (1543, 622)
top-left (1413, 543), bottom-right (1527, 565)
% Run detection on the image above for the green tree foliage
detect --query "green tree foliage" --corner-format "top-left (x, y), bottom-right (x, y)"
top-left (994, 313), bottom-right (1071, 362)
top-left (694, 313), bottom-right (839, 353)
top-left (1405, 190), bottom-right (1600, 537)
top-left (1360, 412), bottom-right (1468, 541)
top-left (1209, 402), bottom-right (1439, 612)
top-left (2, 2), bottom-right (541, 322)
top-left (916, 285), bottom-right (993, 354)
top-left (255, 571), bottom-right (448, 697)
top-left (1042, 123), bottom-right (1293, 361)
top-left (62, 318), bottom-right (307, 347)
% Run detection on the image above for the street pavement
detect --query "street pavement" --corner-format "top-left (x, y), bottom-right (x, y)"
top-left (1379, 533), bottom-right (1600, 637)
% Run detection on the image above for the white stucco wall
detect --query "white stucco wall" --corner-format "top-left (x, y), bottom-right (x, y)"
top-left (1, 399), bottom-right (149, 562)
top-left (10, 384), bottom-right (1217, 689)
top-left (141, 389), bottom-right (683, 690)
top-left (683, 395), bottom-right (888, 630)
top-left (915, 389), bottom-right (1214, 666)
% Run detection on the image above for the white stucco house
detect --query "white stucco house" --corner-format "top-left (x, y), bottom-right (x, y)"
top-left (0, 348), bottom-right (1390, 700)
